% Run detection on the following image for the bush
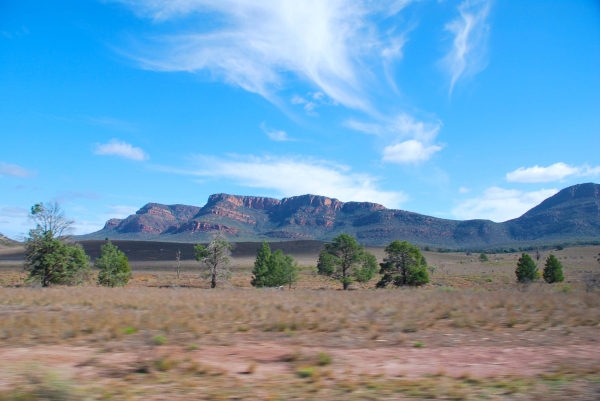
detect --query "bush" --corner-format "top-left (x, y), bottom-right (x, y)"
top-left (95, 241), bottom-right (132, 287)
top-left (251, 241), bottom-right (299, 289)
top-left (542, 254), bottom-right (564, 284)
top-left (24, 230), bottom-right (90, 287)
top-left (479, 253), bottom-right (488, 262)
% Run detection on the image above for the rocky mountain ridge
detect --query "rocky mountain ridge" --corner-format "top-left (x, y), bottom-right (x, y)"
top-left (77, 183), bottom-right (600, 249)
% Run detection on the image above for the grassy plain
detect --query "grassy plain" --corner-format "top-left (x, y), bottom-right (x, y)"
top-left (0, 243), bottom-right (599, 400)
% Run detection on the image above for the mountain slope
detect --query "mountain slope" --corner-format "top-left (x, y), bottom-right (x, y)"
top-left (0, 233), bottom-right (20, 247)
top-left (76, 183), bottom-right (600, 248)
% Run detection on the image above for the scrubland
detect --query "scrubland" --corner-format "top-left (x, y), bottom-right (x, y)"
top-left (0, 245), bottom-right (599, 400)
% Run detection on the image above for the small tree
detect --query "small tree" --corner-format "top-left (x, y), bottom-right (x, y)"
top-left (376, 240), bottom-right (429, 287)
top-left (24, 230), bottom-right (90, 287)
top-left (194, 233), bottom-right (232, 288)
top-left (251, 241), bottom-right (274, 287)
top-left (28, 202), bottom-right (74, 239)
top-left (272, 250), bottom-right (299, 289)
top-left (479, 253), bottom-right (488, 262)
top-left (251, 242), bottom-right (299, 289)
top-left (515, 253), bottom-right (538, 283)
top-left (317, 234), bottom-right (377, 290)
top-left (542, 254), bottom-right (564, 284)
top-left (175, 248), bottom-right (181, 279)
top-left (96, 241), bottom-right (132, 287)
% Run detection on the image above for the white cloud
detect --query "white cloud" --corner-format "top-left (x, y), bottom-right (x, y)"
top-left (459, 186), bottom-right (470, 194)
top-left (347, 112), bottom-right (444, 164)
top-left (94, 139), bottom-right (149, 161)
top-left (260, 122), bottom-right (293, 142)
top-left (506, 162), bottom-right (600, 183)
top-left (452, 187), bottom-right (558, 222)
top-left (382, 140), bottom-right (443, 164)
top-left (0, 162), bottom-right (35, 178)
top-left (346, 112), bottom-right (441, 141)
top-left (155, 154), bottom-right (408, 208)
top-left (113, 0), bottom-right (412, 112)
top-left (442, 0), bottom-right (492, 94)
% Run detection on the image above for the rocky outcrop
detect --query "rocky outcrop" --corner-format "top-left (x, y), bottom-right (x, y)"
top-left (164, 221), bottom-right (238, 235)
top-left (79, 183), bottom-right (600, 248)
top-left (104, 219), bottom-right (123, 230)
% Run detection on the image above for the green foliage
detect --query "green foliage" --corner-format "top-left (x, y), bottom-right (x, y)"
top-left (95, 241), bottom-right (132, 287)
top-left (316, 233), bottom-right (378, 290)
top-left (317, 352), bottom-right (332, 366)
top-left (515, 253), bottom-right (538, 283)
top-left (251, 241), bottom-right (272, 287)
top-left (153, 334), bottom-right (167, 345)
top-left (556, 245), bottom-right (564, 251)
top-left (479, 253), bottom-right (489, 262)
top-left (24, 230), bottom-right (90, 287)
top-left (194, 233), bottom-right (232, 288)
top-left (251, 242), bottom-right (299, 289)
top-left (543, 254), bottom-right (564, 284)
top-left (376, 240), bottom-right (429, 288)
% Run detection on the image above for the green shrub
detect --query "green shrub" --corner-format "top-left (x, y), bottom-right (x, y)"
top-left (543, 254), bottom-right (565, 284)
top-left (153, 335), bottom-right (167, 345)
top-left (515, 253), bottom-right (538, 283)
top-left (95, 241), bottom-right (132, 287)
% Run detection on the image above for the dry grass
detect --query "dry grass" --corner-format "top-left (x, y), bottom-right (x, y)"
top-left (0, 245), bottom-right (599, 399)
top-left (0, 286), bottom-right (598, 346)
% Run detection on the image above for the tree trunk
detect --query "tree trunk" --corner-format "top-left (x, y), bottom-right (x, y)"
top-left (211, 269), bottom-right (217, 288)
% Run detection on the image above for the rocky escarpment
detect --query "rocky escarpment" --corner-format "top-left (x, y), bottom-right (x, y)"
top-left (77, 183), bottom-right (600, 248)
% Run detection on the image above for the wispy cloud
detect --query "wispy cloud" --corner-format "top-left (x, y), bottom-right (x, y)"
top-left (154, 154), bottom-right (408, 208)
top-left (452, 187), bottom-right (558, 222)
top-left (346, 112), bottom-right (444, 164)
top-left (0, 162), bottom-right (36, 178)
top-left (112, 0), bottom-right (412, 112)
top-left (94, 139), bottom-right (149, 161)
top-left (88, 116), bottom-right (139, 132)
top-left (382, 140), bottom-right (443, 164)
top-left (506, 162), bottom-right (600, 183)
top-left (442, 0), bottom-right (492, 94)
top-left (260, 122), bottom-right (294, 142)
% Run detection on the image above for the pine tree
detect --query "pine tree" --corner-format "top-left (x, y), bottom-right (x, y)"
top-left (317, 234), bottom-right (378, 290)
top-left (376, 240), bottom-right (429, 288)
top-left (96, 241), bottom-right (132, 287)
top-left (515, 253), bottom-right (538, 283)
top-left (543, 254), bottom-right (564, 283)
top-left (251, 241), bottom-right (273, 287)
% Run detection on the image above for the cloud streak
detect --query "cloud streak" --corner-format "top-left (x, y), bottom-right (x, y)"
top-left (0, 162), bottom-right (35, 178)
top-left (442, 0), bottom-right (492, 94)
top-left (154, 154), bottom-right (408, 208)
top-left (113, 0), bottom-right (412, 112)
top-left (94, 139), bottom-right (149, 161)
top-left (452, 187), bottom-right (558, 222)
top-left (506, 162), bottom-right (600, 183)
top-left (260, 122), bottom-right (293, 142)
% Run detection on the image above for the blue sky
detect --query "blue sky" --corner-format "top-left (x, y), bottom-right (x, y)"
top-left (1, 0), bottom-right (599, 239)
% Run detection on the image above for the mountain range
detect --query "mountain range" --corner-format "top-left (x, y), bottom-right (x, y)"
top-left (75, 183), bottom-right (600, 249)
